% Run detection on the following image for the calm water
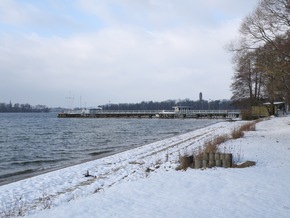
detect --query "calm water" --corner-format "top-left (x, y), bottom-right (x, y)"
top-left (0, 113), bottom-right (219, 185)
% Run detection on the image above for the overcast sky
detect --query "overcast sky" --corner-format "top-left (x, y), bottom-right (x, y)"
top-left (0, 0), bottom-right (259, 108)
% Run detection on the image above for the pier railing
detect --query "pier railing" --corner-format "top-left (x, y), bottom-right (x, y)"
top-left (59, 109), bottom-right (241, 118)
top-left (91, 110), bottom-right (161, 115)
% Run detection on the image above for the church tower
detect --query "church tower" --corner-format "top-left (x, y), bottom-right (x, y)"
top-left (199, 92), bottom-right (203, 101)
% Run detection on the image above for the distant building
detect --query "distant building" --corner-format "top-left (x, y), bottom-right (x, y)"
top-left (173, 106), bottom-right (191, 113)
top-left (89, 107), bottom-right (102, 114)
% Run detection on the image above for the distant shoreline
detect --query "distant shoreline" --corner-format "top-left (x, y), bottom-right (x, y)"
top-left (0, 111), bottom-right (49, 113)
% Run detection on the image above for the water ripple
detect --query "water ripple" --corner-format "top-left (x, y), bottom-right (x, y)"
top-left (0, 113), bottom-right (219, 185)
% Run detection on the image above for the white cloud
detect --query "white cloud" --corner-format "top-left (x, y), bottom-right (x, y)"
top-left (0, 0), bottom-right (260, 107)
top-left (0, 0), bottom-right (34, 24)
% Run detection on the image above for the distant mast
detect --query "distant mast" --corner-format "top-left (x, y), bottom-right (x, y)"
top-left (65, 93), bottom-right (74, 111)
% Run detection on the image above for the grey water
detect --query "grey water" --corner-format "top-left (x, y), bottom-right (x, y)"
top-left (0, 113), bottom-right (220, 186)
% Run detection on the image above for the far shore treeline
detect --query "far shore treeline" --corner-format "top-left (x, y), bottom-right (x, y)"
top-left (0, 102), bottom-right (49, 113)
top-left (99, 99), bottom-right (237, 111)
top-left (0, 99), bottom-right (239, 113)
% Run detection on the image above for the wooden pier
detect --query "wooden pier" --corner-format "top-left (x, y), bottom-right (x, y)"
top-left (58, 109), bottom-right (240, 119)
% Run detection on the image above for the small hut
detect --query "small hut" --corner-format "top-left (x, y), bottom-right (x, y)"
top-left (172, 106), bottom-right (191, 113)
top-left (252, 102), bottom-right (286, 117)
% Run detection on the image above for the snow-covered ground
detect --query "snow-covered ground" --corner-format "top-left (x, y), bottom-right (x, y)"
top-left (1, 117), bottom-right (290, 218)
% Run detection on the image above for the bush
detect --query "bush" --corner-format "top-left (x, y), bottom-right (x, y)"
top-left (231, 128), bottom-right (245, 139)
top-left (231, 121), bottom-right (257, 139)
top-left (241, 110), bottom-right (254, 120)
top-left (240, 122), bottom-right (256, 132)
top-left (203, 135), bottom-right (229, 153)
top-left (178, 155), bottom-right (192, 171)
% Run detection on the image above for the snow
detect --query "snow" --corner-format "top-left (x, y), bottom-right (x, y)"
top-left (1, 117), bottom-right (290, 218)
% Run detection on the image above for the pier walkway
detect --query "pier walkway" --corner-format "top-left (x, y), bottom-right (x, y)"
top-left (58, 109), bottom-right (240, 119)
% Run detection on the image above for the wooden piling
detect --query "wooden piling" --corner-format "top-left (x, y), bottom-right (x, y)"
top-left (194, 159), bottom-right (202, 169)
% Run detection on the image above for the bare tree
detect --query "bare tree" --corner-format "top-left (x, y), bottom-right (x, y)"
top-left (228, 0), bottom-right (290, 111)
top-left (255, 35), bottom-right (290, 104)
top-left (240, 0), bottom-right (290, 54)
top-left (231, 50), bottom-right (264, 108)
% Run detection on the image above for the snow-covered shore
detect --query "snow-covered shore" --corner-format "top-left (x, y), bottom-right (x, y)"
top-left (1, 117), bottom-right (290, 217)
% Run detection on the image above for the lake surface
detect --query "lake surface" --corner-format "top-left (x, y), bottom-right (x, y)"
top-left (0, 113), bottom-right (220, 185)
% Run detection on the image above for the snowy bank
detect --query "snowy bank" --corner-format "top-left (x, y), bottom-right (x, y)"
top-left (1, 117), bottom-right (290, 217)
